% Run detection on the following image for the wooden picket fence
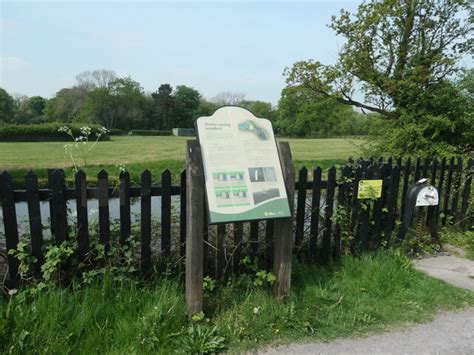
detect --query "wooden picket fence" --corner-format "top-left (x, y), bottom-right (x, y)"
top-left (0, 156), bottom-right (472, 287)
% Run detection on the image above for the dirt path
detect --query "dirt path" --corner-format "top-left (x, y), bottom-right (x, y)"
top-left (260, 255), bottom-right (474, 354)
top-left (259, 307), bottom-right (474, 355)
top-left (413, 254), bottom-right (474, 291)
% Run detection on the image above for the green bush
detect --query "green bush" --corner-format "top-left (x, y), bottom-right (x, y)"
top-left (0, 123), bottom-right (111, 142)
top-left (129, 129), bottom-right (173, 136)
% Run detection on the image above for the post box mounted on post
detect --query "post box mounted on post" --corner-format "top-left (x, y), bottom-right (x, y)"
top-left (185, 106), bottom-right (295, 315)
top-left (397, 178), bottom-right (440, 244)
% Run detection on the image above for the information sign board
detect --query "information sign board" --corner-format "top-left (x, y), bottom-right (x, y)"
top-left (196, 106), bottom-right (291, 224)
top-left (357, 179), bottom-right (383, 199)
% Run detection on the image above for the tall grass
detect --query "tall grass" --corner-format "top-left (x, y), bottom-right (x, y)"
top-left (1, 251), bottom-right (473, 353)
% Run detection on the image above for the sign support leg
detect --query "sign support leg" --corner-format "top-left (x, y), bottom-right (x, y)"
top-left (185, 140), bottom-right (204, 315)
top-left (273, 142), bottom-right (295, 300)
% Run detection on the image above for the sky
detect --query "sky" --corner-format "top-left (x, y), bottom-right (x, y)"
top-left (0, 1), bottom-right (361, 105)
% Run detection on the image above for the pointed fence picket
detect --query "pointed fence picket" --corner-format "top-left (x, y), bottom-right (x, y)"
top-left (0, 156), bottom-right (472, 287)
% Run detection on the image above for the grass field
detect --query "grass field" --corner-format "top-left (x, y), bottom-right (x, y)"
top-left (0, 136), bottom-right (363, 170)
top-left (0, 136), bottom-right (364, 188)
top-left (1, 252), bottom-right (472, 353)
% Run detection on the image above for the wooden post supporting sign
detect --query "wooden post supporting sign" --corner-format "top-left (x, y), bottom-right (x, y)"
top-left (185, 140), bottom-right (205, 315)
top-left (185, 106), bottom-right (295, 315)
top-left (273, 142), bottom-right (295, 300)
top-left (185, 139), bottom-right (295, 313)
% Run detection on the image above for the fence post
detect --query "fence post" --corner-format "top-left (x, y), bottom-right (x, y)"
top-left (98, 169), bottom-right (110, 252)
top-left (371, 164), bottom-right (388, 248)
top-left (414, 157), bottom-right (421, 182)
top-left (119, 170), bottom-right (131, 246)
top-left (435, 157), bottom-right (446, 224)
top-left (185, 140), bottom-right (204, 315)
top-left (51, 169), bottom-right (68, 244)
top-left (265, 220), bottom-right (274, 270)
top-left (141, 170), bottom-right (152, 273)
top-left (383, 165), bottom-right (400, 245)
top-left (309, 167), bottom-right (322, 262)
top-left (250, 221), bottom-right (259, 257)
top-left (295, 167), bottom-right (308, 251)
top-left (460, 158), bottom-right (473, 228)
top-left (321, 167), bottom-right (336, 264)
top-left (350, 166), bottom-right (363, 236)
top-left (233, 222), bottom-right (243, 275)
top-left (47, 169), bottom-right (56, 237)
top-left (162, 169), bottom-right (172, 259)
top-left (426, 158), bottom-right (438, 226)
top-left (442, 157), bottom-right (455, 224)
top-left (358, 164), bottom-right (374, 251)
top-left (400, 158), bottom-right (411, 221)
top-left (203, 199), bottom-right (209, 275)
top-left (0, 171), bottom-right (19, 288)
top-left (216, 224), bottom-right (226, 282)
top-left (75, 170), bottom-right (89, 262)
top-left (273, 142), bottom-right (295, 300)
top-left (25, 170), bottom-right (44, 275)
top-left (180, 170), bottom-right (187, 262)
top-left (334, 166), bottom-right (350, 260)
top-left (450, 157), bottom-right (463, 220)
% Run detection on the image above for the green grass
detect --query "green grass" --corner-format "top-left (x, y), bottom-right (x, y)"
top-left (1, 136), bottom-right (362, 188)
top-left (0, 136), bottom-right (363, 170)
top-left (1, 251), bottom-right (472, 353)
top-left (440, 230), bottom-right (474, 260)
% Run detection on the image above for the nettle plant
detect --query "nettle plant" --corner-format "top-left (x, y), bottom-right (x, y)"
top-left (58, 125), bottom-right (109, 171)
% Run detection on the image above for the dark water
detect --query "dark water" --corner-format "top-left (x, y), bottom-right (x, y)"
top-left (0, 195), bottom-right (325, 243)
top-left (0, 196), bottom-right (181, 239)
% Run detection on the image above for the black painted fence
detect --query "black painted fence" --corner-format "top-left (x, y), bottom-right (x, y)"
top-left (1, 156), bottom-right (472, 287)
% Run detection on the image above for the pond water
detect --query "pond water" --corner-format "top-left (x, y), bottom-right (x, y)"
top-left (0, 196), bottom-right (181, 239)
top-left (0, 195), bottom-right (327, 244)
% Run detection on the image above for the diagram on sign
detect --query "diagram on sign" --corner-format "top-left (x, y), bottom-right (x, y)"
top-left (196, 106), bottom-right (291, 224)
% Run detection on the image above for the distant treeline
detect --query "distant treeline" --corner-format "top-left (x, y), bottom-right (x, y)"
top-left (0, 69), bottom-right (372, 137)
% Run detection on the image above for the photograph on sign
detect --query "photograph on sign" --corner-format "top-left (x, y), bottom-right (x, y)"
top-left (196, 106), bottom-right (291, 224)
top-left (357, 179), bottom-right (383, 199)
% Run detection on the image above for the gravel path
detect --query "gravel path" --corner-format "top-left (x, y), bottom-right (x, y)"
top-left (259, 307), bottom-right (474, 354)
top-left (413, 254), bottom-right (474, 291)
top-left (260, 255), bottom-right (474, 354)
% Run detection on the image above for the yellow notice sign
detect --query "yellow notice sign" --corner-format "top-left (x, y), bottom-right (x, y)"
top-left (357, 180), bottom-right (383, 199)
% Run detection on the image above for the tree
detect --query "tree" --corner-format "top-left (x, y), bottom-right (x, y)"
top-left (276, 86), bottom-right (370, 137)
top-left (150, 84), bottom-right (175, 130)
top-left (211, 91), bottom-right (246, 106)
top-left (26, 96), bottom-right (46, 117)
top-left (109, 77), bottom-right (146, 129)
top-left (76, 69), bottom-right (117, 91)
top-left (173, 85), bottom-right (201, 128)
top-left (11, 95), bottom-right (48, 124)
top-left (239, 100), bottom-right (276, 121)
top-left (195, 99), bottom-right (219, 118)
top-left (44, 86), bottom-right (88, 122)
top-left (0, 88), bottom-right (15, 123)
top-left (82, 77), bottom-right (146, 129)
top-left (285, 0), bottom-right (472, 154)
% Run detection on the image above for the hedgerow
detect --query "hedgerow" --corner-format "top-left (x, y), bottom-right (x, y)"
top-left (0, 123), bottom-right (113, 142)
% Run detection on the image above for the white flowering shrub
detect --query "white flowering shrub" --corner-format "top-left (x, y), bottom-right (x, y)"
top-left (58, 125), bottom-right (109, 171)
